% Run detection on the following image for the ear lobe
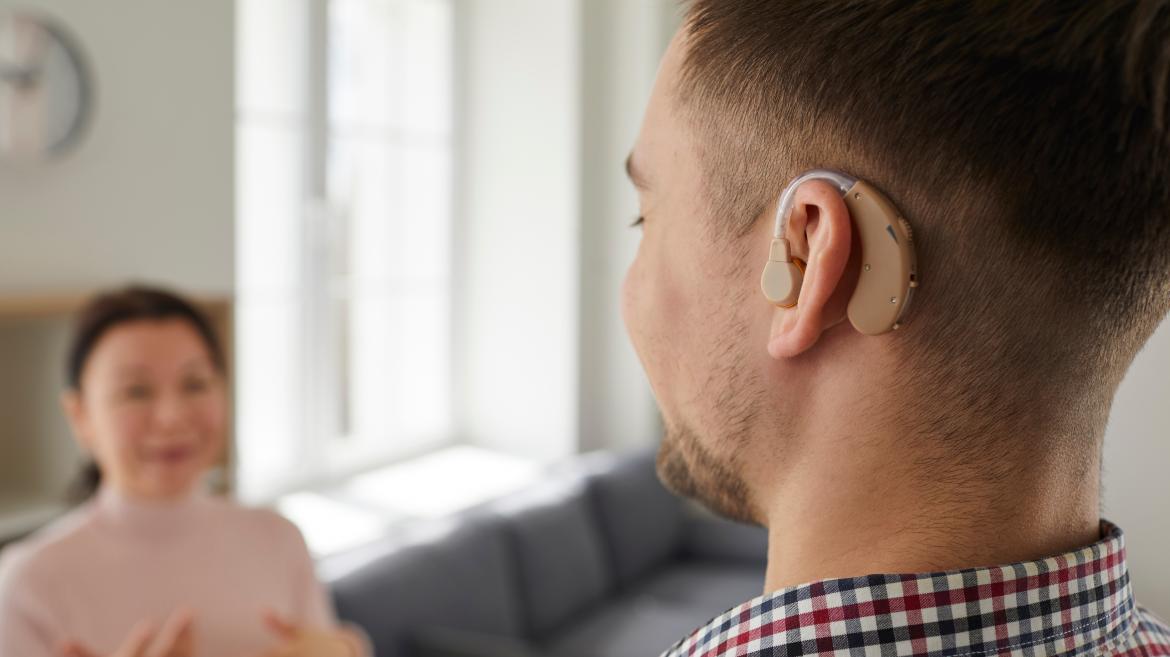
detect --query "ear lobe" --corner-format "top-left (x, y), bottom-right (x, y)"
top-left (766, 182), bottom-right (854, 359)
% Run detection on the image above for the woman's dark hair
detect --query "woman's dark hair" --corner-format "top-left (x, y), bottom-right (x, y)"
top-left (66, 285), bottom-right (227, 502)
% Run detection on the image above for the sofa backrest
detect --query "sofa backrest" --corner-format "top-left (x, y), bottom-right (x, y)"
top-left (325, 449), bottom-right (706, 653)
top-left (328, 515), bottom-right (525, 656)
top-left (582, 449), bottom-right (685, 587)
top-left (489, 475), bottom-right (616, 639)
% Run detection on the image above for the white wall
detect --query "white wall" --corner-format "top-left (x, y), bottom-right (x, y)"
top-left (1104, 318), bottom-right (1170, 617)
top-left (577, 0), bottom-right (676, 453)
top-left (456, 0), bottom-right (676, 460)
top-left (456, 0), bottom-right (583, 460)
top-left (0, 0), bottom-right (234, 296)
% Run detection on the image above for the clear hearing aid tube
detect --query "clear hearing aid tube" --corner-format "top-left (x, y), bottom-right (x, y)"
top-left (772, 169), bottom-right (858, 239)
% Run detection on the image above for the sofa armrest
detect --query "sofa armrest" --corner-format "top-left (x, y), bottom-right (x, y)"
top-left (679, 506), bottom-right (767, 566)
top-left (410, 627), bottom-right (539, 657)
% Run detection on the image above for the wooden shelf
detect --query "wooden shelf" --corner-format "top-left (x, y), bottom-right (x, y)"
top-left (0, 292), bottom-right (233, 319)
top-left (0, 295), bottom-right (90, 318)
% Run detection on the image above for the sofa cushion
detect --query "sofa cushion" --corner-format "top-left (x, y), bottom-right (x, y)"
top-left (493, 477), bottom-right (614, 638)
top-left (409, 627), bottom-right (537, 657)
top-left (585, 449), bottom-right (684, 586)
top-left (542, 562), bottom-right (763, 657)
top-left (328, 516), bottom-right (524, 657)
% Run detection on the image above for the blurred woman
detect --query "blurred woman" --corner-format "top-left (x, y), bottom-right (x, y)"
top-left (0, 286), bottom-right (367, 657)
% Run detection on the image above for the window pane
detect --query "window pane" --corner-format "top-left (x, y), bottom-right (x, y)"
top-left (347, 286), bottom-right (449, 447)
top-left (394, 288), bottom-right (451, 437)
top-left (236, 121), bottom-right (304, 294)
top-left (329, 0), bottom-right (452, 136)
top-left (237, 0), bottom-right (455, 499)
top-left (235, 299), bottom-right (304, 501)
top-left (402, 0), bottom-right (453, 135)
top-left (401, 144), bottom-right (452, 281)
top-left (237, 0), bottom-right (309, 117)
top-left (329, 0), bottom-right (401, 130)
top-left (331, 136), bottom-right (402, 286)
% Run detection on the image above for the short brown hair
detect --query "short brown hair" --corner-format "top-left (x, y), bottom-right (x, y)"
top-left (677, 1), bottom-right (1170, 417)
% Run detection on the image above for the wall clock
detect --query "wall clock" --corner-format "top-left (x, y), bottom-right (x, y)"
top-left (0, 10), bottom-right (91, 160)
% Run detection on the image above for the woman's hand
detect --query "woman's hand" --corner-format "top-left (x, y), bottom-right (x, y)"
top-left (60, 609), bottom-right (195, 657)
top-left (255, 610), bottom-right (363, 657)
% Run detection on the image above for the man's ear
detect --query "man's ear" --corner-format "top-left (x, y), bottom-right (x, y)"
top-left (767, 180), bottom-right (856, 359)
top-left (61, 389), bottom-right (93, 453)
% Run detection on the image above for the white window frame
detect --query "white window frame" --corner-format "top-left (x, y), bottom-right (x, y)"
top-left (235, 0), bottom-right (457, 504)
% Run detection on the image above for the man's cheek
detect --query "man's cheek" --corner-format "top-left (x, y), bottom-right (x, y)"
top-left (650, 259), bottom-right (697, 352)
top-left (620, 262), bottom-right (646, 345)
top-left (621, 261), bottom-right (663, 374)
top-left (621, 258), bottom-right (673, 380)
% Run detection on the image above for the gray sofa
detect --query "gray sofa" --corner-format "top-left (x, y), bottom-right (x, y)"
top-left (323, 449), bottom-right (767, 657)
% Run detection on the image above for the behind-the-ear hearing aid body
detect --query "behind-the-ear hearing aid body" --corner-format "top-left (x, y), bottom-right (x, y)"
top-left (760, 169), bottom-right (918, 335)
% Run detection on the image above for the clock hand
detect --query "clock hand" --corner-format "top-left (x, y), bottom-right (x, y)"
top-left (0, 63), bottom-right (42, 88)
top-left (0, 21), bottom-right (53, 88)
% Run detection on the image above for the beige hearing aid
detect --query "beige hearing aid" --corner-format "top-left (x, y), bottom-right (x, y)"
top-left (760, 169), bottom-right (918, 335)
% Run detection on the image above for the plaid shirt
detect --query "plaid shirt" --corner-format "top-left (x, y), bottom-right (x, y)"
top-left (662, 522), bottom-right (1170, 657)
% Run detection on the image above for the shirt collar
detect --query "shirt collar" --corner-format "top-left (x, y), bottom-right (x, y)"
top-left (664, 521), bottom-right (1136, 657)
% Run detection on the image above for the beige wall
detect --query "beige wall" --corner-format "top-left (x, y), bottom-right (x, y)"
top-left (1104, 317), bottom-right (1170, 616)
top-left (0, 0), bottom-right (234, 296)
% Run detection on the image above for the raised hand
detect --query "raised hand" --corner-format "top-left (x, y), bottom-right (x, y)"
top-left (60, 609), bottom-right (195, 657)
top-left (255, 609), bottom-right (362, 657)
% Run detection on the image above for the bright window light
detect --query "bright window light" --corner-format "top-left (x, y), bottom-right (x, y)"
top-left (279, 446), bottom-right (544, 558)
top-left (235, 0), bottom-right (455, 503)
top-left (276, 491), bottom-right (391, 557)
top-left (342, 446), bottom-right (543, 519)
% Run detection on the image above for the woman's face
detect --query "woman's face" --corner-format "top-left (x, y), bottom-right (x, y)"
top-left (64, 319), bottom-right (227, 501)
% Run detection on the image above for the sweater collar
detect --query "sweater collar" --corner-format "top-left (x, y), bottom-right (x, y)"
top-left (93, 484), bottom-right (212, 539)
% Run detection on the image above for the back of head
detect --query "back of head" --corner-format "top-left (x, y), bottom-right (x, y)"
top-left (677, 0), bottom-right (1170, 444)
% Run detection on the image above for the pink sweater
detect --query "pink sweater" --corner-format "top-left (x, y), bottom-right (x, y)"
top-left (0, 488), bottom-right (336, 657)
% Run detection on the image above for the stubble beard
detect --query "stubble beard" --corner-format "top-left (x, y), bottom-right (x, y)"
top-left (652, 250), bottom-right (769, 526)
top-left (654, 342), bottom-right (765, 526)
top-left (656, 421), bottom-right (759, 525)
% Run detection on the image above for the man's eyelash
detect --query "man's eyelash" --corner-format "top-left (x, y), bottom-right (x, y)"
top-left (630, 216), bottom-right (645, 228)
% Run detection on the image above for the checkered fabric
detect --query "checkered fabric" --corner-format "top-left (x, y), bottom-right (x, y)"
top-left (662, 522), bottom-right (1170, 657)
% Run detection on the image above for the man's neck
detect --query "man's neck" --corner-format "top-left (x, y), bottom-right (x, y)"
top-left (758, 416), bottom-right (1102, 594)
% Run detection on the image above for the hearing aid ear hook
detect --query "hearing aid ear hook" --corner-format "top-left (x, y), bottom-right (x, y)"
top-left (760, 169), bottom-right (918, 335)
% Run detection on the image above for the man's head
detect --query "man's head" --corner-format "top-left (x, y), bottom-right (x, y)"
top-left (622, 1), bottom-right (1170, 524)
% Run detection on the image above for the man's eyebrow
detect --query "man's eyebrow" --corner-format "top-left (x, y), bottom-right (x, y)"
top-left (625, 152), bottom-right (649, 190)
